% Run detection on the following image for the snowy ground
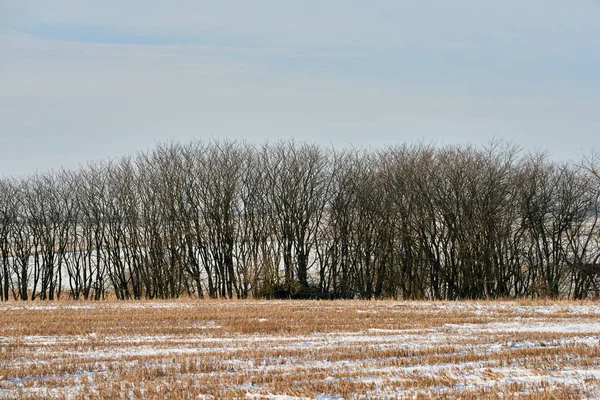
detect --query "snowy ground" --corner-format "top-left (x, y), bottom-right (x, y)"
top-left (1, 300), bottom-right (600, 399)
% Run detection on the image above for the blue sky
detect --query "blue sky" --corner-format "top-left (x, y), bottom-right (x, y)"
top-left (1, 1), bottom-right (599, 176)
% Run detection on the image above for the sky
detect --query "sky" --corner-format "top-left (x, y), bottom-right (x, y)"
top-left (1, 1), bottom-right (599, 176)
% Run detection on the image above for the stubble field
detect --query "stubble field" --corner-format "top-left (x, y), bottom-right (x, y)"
top-left (1, 299), bottom-right (600, 399)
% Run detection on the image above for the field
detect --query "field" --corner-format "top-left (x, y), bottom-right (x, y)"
top-left (1, 300), bottom-right (600, 399)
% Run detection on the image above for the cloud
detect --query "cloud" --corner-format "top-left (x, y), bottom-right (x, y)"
top-left (5, 0), bottom-right (600, 50)
top-left (0, 2), bottom-right (598, 176)
top-left (1, 31), bottom-right (598, 177)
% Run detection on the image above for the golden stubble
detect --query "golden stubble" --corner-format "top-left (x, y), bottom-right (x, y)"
top-left (1, 299), bottom-right (599, 399)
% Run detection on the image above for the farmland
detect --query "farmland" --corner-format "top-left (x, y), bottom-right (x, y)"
top-left (2, 300), bottom-right (600, 399)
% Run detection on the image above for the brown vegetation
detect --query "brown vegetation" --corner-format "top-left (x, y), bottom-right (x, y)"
top-left (1, 300), bottom-right (600, 398)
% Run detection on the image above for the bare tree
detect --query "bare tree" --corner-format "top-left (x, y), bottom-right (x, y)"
top-left (262, 142), bottom-right (332, 297)
top-left (0, 179), bottom-right (17, 301)
top-left (2, 139), bottom-right (600, 300)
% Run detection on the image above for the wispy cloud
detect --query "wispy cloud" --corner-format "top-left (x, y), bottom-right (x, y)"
top-left (0, 1), bottom-right (599, 176)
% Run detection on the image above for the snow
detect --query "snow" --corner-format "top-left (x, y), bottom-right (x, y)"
top-left (3, 301), bottom-right (600, 398)
top-left (445, 321), bottom-right (600, 333)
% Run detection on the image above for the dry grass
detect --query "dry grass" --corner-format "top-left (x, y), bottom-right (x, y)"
top-left (1, 299), bottom-right (600, 399)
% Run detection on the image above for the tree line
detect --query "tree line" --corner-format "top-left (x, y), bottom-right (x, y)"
top-left (1, 140), bottom-right (599, 301)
